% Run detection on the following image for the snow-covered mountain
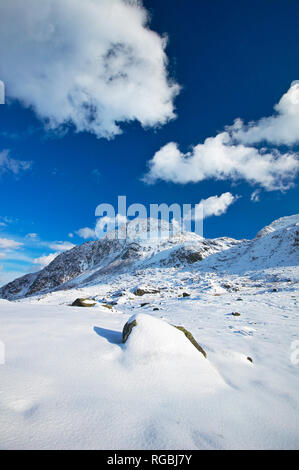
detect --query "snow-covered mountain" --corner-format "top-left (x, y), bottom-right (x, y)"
top-left (199, 214), bottom-right (299, 274)
top-left (0, 215), bottom-right (298, 300)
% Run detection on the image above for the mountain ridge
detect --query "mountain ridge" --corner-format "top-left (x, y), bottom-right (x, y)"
top-left (0, 215), bottom-right (298, 300)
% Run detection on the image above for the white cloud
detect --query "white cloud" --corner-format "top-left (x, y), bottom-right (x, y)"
top-left (96, 214), bottom-right (127, 230)
top-left (0, 0), bottom-right (179, 139)
top-left (95, 214), bottom-right (127, 238)
top-left (49, 241), bottom-right (75, 251)
top-left (230, 82), bottom-right (299, 146)
top-left (68, 233), bottom-right (74, 238)
top-left (0, 150), bottom-right (32, 176)
top-left (0, 253), bottom-right (6, 259)
top-left (0, 238), bottom-right (23, 250)
top-left (250, 189), bottom-right (261, 202)
top-left (26, 232), bottom-right (38, 239)
top-left (75, 227), bottom-right (96, 240)
top-left (144, 132), bottom-right (299, 191)
top-left (183, 192), bottom-right (237, 222)
top-left (0, 80), bottom-right (4, 104)
top-left (199, 192), bottom-right (238, 218)
top-left (33, 252), bottom-right (58, 268)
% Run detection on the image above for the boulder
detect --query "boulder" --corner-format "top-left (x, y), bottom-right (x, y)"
top-left (133, 288), bottom-right (160, 296)
top-left (122, 319), bottom-right (137, 343)
top-left (71, 298), bottom-right (96, 307)
top-left (122, 316), bottom-right (206, 358)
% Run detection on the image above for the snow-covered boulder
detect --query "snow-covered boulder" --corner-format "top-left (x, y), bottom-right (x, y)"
top-left (121, 314), bottom-right (224, 395)
top-left (122, 313), bottom-right (207, 358)
top-left (71, 298), bottom-right (96, 307)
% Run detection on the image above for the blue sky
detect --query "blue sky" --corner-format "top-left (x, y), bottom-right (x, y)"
top-left (0, 0), bottom-right (299, 285)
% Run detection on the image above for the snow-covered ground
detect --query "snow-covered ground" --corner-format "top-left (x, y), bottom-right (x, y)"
top-left (0, 265), bottom-right (298, 449)
top-left (0, 215), bottom-right (298, 449)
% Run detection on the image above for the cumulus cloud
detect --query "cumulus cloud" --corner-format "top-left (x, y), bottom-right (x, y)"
top-left (0, 150), bottom-right (32, 176)
top-left (33, 252), bottom-right (58, 268)
top-left (0, 0), bottom-right (179, 139)
top-left (183, 192), bottom-right (237, 222)
top-left (144, 83), bottom-right (299, 191)
top-left (144, 133), bottom-right (299, 191)
top-left (49, 241), bottom-right (75, 251)
top-left (75, 227), bottom-right (97, 240)
top-left (0, 238), bottom-right (23, 250)
top-left (199, 192), bottom-right (238, 218)
top-left (230, 81), bottom-right (299, 146)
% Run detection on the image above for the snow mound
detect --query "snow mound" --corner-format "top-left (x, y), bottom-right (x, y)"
top-left (122, 314), bottom-right (225, 393)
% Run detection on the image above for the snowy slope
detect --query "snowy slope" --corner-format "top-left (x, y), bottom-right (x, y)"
top-left (0, 218), bottom-right (240, 300)
top-left (0, 215), bottom-right (298, 449)
top-left (0, 285), bottom-right (298, 449)
top-left (199, 214), bottom-right (299, 274)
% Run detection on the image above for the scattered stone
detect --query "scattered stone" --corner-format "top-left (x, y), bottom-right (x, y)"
top-left (272, 288), bottom-right (278, 292)
top-left (133, 288), bottom-right (160, 296)
top-left (182, 292), bottom-right (190, 297)
top-left (236, 298), bottom-right (243, 301)
top-left (140, 303), bottom-right (150, 307)
top-left (231, 312), bottom-right (241, 316)
top-left (102, 304), bottom-right (114, 310)
top-left (247, 357), bottom-right (253, 363)
top-left (71, 298), bottom-right (96, 307)
top-left (186, 252), bottom-right (203, 263)
top-left (153, 307), bottom-right (159, 311)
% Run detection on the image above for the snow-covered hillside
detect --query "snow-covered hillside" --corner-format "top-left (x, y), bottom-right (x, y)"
top-left (0, 215), bottom-right (298, 449)
top-left (1, 215), bottom-right (298, 300)
top-left (0, 218), bottom-right (240, 300)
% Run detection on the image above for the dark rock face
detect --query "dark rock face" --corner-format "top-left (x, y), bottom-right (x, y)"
top-left (173, 326), bottom-right (207, 358)
top-left (122, 319), bottom-right (137, 343)
top-left (133, 288), bottom-right (160, 296)
top-left (71, 298), bottom-right (96, 307)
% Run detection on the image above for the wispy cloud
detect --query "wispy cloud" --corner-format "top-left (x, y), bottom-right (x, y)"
top-left (0, 238), bottom-right (23, 250)
top-left (75, 227), bottom-right (97, 240)
top-left (49, 242), bottom-right (75, 252)
top-left (0, 150), bottom-right (32, 176)
top-left (33, 253), bottom-right (59, 268)
top-left (0, 0), bottom-right (179, 139)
